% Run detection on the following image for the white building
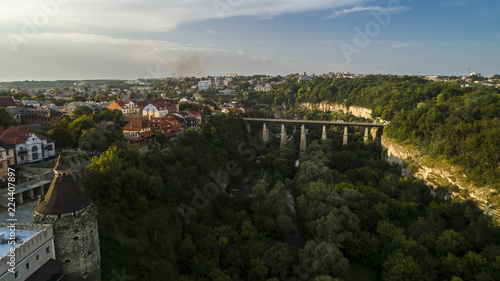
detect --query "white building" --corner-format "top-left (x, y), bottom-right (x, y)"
top-left (198, 81), bottom-right (211, 90)
top-left (0, 127), bottom-right (56, 165)
top-left (142, 103), bottom-right (169, 118)
top-left (0, 224), bottom-right (61, 281)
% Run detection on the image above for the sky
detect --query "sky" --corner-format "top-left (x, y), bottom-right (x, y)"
top-left (0, 0), bottom-right (499, 81)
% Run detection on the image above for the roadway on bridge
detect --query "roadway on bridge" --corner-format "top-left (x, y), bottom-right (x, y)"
top-left (243, 118), bottom-right (387, 127)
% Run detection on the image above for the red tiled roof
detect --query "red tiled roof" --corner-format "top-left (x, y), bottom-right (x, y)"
top-left (37, 134), bottom-right (55, 143)
top-left (0, 126), bottom-right (34, 144)
top-left (0, 126), bottom-right (54, 144)
top-left (0, 97), bottom-right (17, 107)
top-left (139, 131), bottom-right (155, 138)
top-left (122, 118), bottom-right (149, 132)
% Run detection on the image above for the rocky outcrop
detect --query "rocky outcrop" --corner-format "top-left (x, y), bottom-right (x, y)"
top-left (381, 135), bottom-right (498, 217)
top-left (300, 102), bottom-right (372, 119)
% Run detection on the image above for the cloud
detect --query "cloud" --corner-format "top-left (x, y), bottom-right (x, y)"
top-left (0, 0), bottom-right (363, 34)
top-left (0, 32), bottom-right (234, 80)
top-left (325, 5), bottom-right (411, 18)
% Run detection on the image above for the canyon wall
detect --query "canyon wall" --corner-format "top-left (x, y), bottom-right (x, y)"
top-left (297, 101), bottom-right (500, 217)
top-left (300, 102), bottom-right (373, 119)
top-left (381, 135), bottom-right (498, 216)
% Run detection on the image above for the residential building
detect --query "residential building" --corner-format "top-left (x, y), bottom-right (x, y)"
top-left (173, 112), bottom-right (200, 128)
top-left (254, 84), bottom-right (272, 92)
top-left (58, 102), bottom-right (104, 116)
top-left (219, 89), bottom-right (236, 95)
top-left (0, 224), bottom-right (62, 281)
top-left (0, 97), bottom-right (17, 108)
top-left (20, 108), bottom-right (62, 128)
top-left (0, 141), bottom-right (16, 179)
top-left (298, 76), bottom-right (312, 82)
top-left (0, 127), bottom-right (56, 164)
top-left (198, 81), bottom-right (211, 90)
top-left (122, 118), bottom-right (152, 140)
top-left (20, 100), bottom-right (40, 108)
top-left (142, 102), bottom-right (170, 118)
top-left (4, 108), bottom-right (22, 124)
top-left (107, 100), bottom-right (141, 117)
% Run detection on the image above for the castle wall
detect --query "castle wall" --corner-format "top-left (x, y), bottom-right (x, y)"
top-left (33, 205), bottom-right (101, 281)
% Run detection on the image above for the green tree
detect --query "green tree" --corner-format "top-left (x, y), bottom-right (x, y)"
top-left (68, 114), bottom-right (96, 139)
top-left (248, 258), bottom-right (268, 281)
top-left (383, 251), bottom-right (427, 281)
top-left (436, 230), bottom-right (468, 256)
top-left (298, 240), bottom-right (349, 278)
top-left (0, 108), bottom-right (17, 127)
top-left (49, 126), bottom-right (76, 148)
top-left (73, 105), bottom-right (94, 118)
top-left (79, 127), bottom-right (105, 154)
top-left (262, 242), bottom-right (294, 279)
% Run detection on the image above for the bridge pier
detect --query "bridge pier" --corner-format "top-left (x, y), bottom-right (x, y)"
top-left (343, 126), bottom-right (348, 146)
top-left (374, 127), bottom-right (383, 147)
top-left (280, 123), bottom-right (287, 148)
top-left (300, 124), bottom-right (306, 156)
top-left (363, 127), bottom-right (369, 144)
top-left (322, 125), bottom-right (327, 141)
top-left (262, 122), bottom-right (269, 144)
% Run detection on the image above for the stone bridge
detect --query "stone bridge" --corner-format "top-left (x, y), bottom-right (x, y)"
top-left (243, 118), bottom-right (387, 155)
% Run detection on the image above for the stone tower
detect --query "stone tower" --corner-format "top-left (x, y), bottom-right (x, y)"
top-left (33, 156), bottom-right (101, 281)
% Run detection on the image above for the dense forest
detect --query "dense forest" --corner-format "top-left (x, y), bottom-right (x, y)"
top-left (81, 113), bottom-right (500, 281)
top-left (258, 75), bottom-right (500, 195)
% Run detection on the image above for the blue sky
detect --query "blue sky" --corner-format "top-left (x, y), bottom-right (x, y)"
top-left (0, 0), bottom-right (498, 81)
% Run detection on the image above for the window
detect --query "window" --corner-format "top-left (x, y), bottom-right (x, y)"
top-left (32, 146), bottom-right (39, 160)
top-left (46, 246), bottom-right (50, 253)
top-left (7, 159), bottom-right (10, 165)
top-left (14, 271), bottom-right (19, 279)
top-left (36, 254), bottom-right (40, 261)
top-left (26, 262), bottom-right (30, 269)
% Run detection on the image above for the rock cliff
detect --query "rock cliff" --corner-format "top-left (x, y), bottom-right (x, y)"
top-left (300, 102), bottom-right (372, 119)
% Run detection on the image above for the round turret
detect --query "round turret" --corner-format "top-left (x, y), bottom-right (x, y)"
top-left (33, 155), bottom-right (101, 281)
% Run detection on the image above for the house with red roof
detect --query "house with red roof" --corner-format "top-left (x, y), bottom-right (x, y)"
top-left (107, 100), bottom-right (141, 117)
top-left (122, 118), bottom-right (153, 142)
top-left (147, 116), bottom-right (182, 139)
top-left (142, 102), bottom-right (170, 118)
top-left (0, 97), bottom-right (17, 108)
top-left (0, 126), bottom-right (56, 164)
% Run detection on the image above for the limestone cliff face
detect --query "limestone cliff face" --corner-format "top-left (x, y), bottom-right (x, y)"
top-left (300, 102), bottom-right (372, 119)
top-left (299, 102), bottom-right (498, 216)
top-left (381, 136), bottom-right (498, 216)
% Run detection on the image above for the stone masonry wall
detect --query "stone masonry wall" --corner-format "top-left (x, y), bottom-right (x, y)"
top-left (33, 205), bottom-right (101, 281)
